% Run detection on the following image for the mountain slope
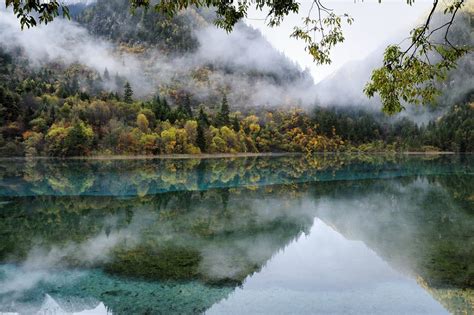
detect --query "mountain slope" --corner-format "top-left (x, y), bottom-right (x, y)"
top-left (314, 9), bottom-right (474, 113)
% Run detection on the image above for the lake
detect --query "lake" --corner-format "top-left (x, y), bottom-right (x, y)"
top-left (0, 154), bottom-right (472, 314)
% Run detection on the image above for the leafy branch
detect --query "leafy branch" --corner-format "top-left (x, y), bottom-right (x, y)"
top-left (291, 1), bottom-right (353, 65)
top-left (5, 0), bottom-right (70, 29)
top-left (364, 0), bottom-right (470, 114)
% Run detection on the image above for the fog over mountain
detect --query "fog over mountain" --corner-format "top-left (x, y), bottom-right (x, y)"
top-left (314, 10), bottom-right (474, 118)
top-left (0, 0), bottom-right (471, 124)
top-left (0, 1), bottom-right (318, 110)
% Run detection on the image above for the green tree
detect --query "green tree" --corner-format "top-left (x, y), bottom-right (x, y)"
top-left (178, 94), bottom-right (193, 118)
top-left (196, 122), bottom-right (206, 153)
top-left (150, 95), bottom-right (171, 121)
top-left (232, 116), bottom-right (240, 132)
top-left (124, 82), bottom-right (133, 103)
top-left (64, 121), bottom-right (94, 156)
top-left (198, 106), bottom-right (210, 127)
top-left (216, 94), bottom-right (230, 126)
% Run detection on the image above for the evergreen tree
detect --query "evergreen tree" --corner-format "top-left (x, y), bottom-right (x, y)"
top-left (198, 106), bottom-right (209, 126)
top-left (124, 82), bottom-right (133, 103)
top-left (179, 94), bottom-right (193, 118)
top-left (152, 95), bottom-right (172, 121)
top-left (232, 116), bottom-right (240, 132)
top-left (216, 94), bottom-right (230, 126)
top-left (103, 68), bottom-right (110, 80)
top-left (161, 97), bottom-right (171, 117)
top-left (150, 95), bottom-right (168, 121)
top-left (196, 122), bottom-right (206, 153)
top-left (175, 94), bottom-right (192, 120)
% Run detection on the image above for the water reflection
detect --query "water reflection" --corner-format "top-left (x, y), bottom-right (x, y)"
top-left (0, 154), bottom-right (470, 197)
top-left (0, 155), bottom-right (472, 314)
top-left (208, 220), bottom-right (447, 315)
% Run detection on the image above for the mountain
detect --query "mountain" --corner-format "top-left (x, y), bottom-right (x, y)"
top-left (5, 0), bottom-right (314, 109)
top-left (314, 9), bottom-right (474, 114)
top-left (0, 1), bottom-right (472, 157)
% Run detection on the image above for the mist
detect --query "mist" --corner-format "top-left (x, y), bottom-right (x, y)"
top-left (313, 9), bottom-right (474, 120)
top-left (0, 211), bottom-right (148, 296)
top-left (0, 6), bottom-right (319, 109)
top-left (0, 1), bottom-right (471, 120)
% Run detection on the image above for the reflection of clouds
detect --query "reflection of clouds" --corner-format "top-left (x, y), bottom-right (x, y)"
top-left (207, 219), bottom-right (448, 315)
top-left (0, 157), bottom-right (471, 314)
top-left (0, 232), bottom-right (127, 296)
top-left (0, 267), bottom-right (234, 315)
top-left (26, 217), bottom-right (143, 267)
top-left (0, 188), bottom-right (318, 294)
top-left (0, 211), bottom-right (149, 296)
top-left (0, 266), bottom-right (54, 295)
top-left (2, 170), bottom-right (470, 290)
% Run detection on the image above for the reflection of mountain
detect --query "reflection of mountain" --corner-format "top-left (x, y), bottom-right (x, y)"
top-left (418, 278), bottom-right (474, 315)
top-left (0, 155), bottom-right (472, 314)
top-left (0, 186), bottom-right (314, 283)
top-left (312, 177), bottom-right (474, 313)
top-left (0, 184), bottom-right (315, 314)
top-left (23, 294), bottom-right (109, 315)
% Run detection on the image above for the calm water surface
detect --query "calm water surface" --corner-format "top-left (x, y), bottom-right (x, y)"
top-left (0, 155), bottom-right (472, 314)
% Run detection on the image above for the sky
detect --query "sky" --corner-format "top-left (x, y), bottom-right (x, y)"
top-left (245, 0), bottom-right (434, 83)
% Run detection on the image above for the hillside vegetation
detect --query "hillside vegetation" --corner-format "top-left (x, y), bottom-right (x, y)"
top-left (0, 0), bottom-right (472, 156)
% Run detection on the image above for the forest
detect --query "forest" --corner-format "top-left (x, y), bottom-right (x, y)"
top-left (0, 0), bottom-right (472, 157)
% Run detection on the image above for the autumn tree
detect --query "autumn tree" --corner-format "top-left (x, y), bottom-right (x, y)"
top-left (65, 121), bottom-right (94, 156)
top-left (46, 121), bottom-right (94, 156)
top-left (137, 113), bottom-right (149, 133)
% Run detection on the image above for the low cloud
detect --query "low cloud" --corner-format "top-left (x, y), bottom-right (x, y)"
top-left (0, 7), bottom-right (318, 108)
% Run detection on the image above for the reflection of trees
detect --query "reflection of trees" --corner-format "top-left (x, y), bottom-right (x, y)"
top-left (0, 185), bottom-right (312, 285)
top-left (1, 169), bottom-right (471, 288)
top-left (0, 155), bottom-right (472, 314)
top-left (0, 154), bottom-right (471, 196)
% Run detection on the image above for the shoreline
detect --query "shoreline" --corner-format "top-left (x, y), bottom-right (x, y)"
top-left (0, 152), bottom-right (299, 161)
top-left (69, 152), bottom-right (301, 160)
top-left (0, 151), bottom-right (468, 161)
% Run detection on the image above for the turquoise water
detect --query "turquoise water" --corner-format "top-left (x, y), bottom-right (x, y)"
top-left (0, 155), bottom-right (472, 314)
